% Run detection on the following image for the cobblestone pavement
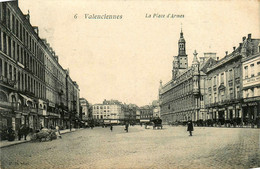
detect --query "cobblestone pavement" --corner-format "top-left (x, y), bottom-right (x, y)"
top-left (1, 126), bottom-right (259, 169)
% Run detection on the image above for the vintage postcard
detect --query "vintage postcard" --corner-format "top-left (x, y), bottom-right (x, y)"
top-left (0, 0), bottom-right (259, 168)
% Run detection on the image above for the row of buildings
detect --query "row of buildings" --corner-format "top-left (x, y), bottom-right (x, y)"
top-left (159, 29), bottom-right (260, 127)
top-left (0, 1), bottom-right (80, 132)
top-left (91, 99), bottom-right (160, 124)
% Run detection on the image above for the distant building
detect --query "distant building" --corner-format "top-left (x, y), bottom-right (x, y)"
top-left (139, 105), bottom-right (153, 123)
top-left (92, 99), bottom-right (122, 124)
top-left (152, 100), bottom-right (160, 118)
top-left (79, 98), bottom-right (90, 121)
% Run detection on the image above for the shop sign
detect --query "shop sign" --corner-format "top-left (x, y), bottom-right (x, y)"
top-left (219, 108), bottom-right (225, 111)
top-left (228, 106), bottom-right (233, 110)
top-left (236, 105), bottom-right (240, 109)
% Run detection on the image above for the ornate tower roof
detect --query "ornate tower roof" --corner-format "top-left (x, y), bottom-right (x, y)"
top-left (178, 28), bottom-right (186, 43)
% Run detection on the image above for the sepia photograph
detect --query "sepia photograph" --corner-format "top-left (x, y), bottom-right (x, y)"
top-left (0, 0), bottom-right (259, 168)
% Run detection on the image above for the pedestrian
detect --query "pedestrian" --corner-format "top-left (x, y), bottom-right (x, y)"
top-left (18, 125), bottom-right (24, 141)
top-left (70, 124), bottom-right (72, 131)
top-left (125, 122), bottom-right (129, 132)
top-left (7, 127), bottom-right (15, 141)
top-left (187, 118), bottom-right (194, 136)
top-left (55, 125), bottom-right (62, 139)
top-left (110, 124), bottom-right (113, 132)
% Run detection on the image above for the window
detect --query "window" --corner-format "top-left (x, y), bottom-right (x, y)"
top-left (213, 76), bottom-right (216, 86)
top-left (230, 88), bottom-right (233, 99)
top-left (0, 28), bottom-right (2, 51)
top-left (8, 36), bottom-right (11, 57)
top-left (229, 69), bottom-right (233, 80)
top-left (258, 62), bottom-right (260, 76)
top-left (12, 14), bottom-right (15, 32)
top-left (0, 58), bottom-right (2, 76)
top-left (16, 19), bottom-right (18, 37)
top-left (9, 64), bottom-right (12, 79)
top-left (12, 41), bottom-right (16, 60)
top-left (14, 67), bottom-right (16, 81)
top-left (236, 86), bottom-right (240, 99)
top-left (3, 32), bottom-right (7, 54)
top-left (220, 73), bottom-right (224, 84)
top-left (244, 66), bottom-right (248, 78)
top-left (250, 64), bottom-right (254, 77)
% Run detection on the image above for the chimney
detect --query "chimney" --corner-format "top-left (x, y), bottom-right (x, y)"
top-left (243, 36), bottom-right (246, 41)
top-left (233, 47), bottom-right (236, 51)
top-left (248, 34), bottom-right (251, 40)
top-left (217, 57), bottom-right (219, 61)
top-left (239, 43), bottom-right (242, 48)
top-left (225, 51), bottom-right (228, 56)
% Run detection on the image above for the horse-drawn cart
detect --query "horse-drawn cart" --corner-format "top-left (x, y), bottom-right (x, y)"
top-left (152, 118), bottom-right (163, 129)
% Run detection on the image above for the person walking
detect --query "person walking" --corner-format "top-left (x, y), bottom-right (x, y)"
top-left (110, 124), bottom-right (113, 132)
top-left (187, 119), bottom-right (194, 136)
top-left (125, 122), bottom-right (129, 132)
top-left (55, 125), bottom-right (62, 139)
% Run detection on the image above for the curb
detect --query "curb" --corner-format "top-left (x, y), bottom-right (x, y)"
top-left (0, 140), bottom-right (30, 149)
top-left (0, 129), bottom-right (82, 149)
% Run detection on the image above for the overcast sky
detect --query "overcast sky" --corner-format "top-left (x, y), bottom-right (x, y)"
top-left (18, 0), bottom-right (259, 106)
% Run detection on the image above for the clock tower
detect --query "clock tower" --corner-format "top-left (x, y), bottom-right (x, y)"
top-left (178, 28), bottom-right (188, 70)
top-left (172, 28), bottom-right (188, 80)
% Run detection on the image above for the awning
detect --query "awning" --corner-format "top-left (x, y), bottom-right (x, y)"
top-left (19, 94), bottom-right (34, 106)
top-left (140, 119), bottom-right (150, 122)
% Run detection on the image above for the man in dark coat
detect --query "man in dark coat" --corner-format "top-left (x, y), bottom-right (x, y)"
top-left (187, 120), bottom-right (194, 136)
top-left (18, 124), bottom-right (29, 140)
top-left (125, 122), bottom-right (129, 132)
top-left (110, 124), bottom-right (113, 132)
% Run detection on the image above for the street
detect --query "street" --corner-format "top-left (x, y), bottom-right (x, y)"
top-left (1, 126), bottom-right (260, 169)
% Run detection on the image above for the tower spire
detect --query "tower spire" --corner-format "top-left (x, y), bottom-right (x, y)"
top-left (180, 23), bottom-right (183, 38)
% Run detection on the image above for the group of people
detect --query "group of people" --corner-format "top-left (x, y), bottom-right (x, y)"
top-left (108, 122), bottom-right (129, 132)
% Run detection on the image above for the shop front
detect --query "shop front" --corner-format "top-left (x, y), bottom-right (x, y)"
top-left (242, 97), bottom-right (260, 127)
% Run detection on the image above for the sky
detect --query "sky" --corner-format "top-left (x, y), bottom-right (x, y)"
top-left (18, 0), bottom-right (259, 106)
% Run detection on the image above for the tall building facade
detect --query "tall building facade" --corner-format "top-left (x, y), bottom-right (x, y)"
top-left (241, 35), bottom-right (260, 126)
top-left (0, 1), bottom-right (80, 133)
top-left (159, 30), bottom-right (216, 124)
top-left (205, 34), bottom-right (260, 126)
